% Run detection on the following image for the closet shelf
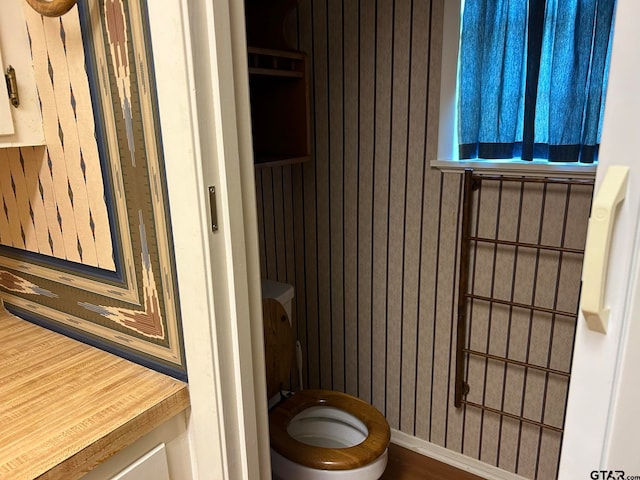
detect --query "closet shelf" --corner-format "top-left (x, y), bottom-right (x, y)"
top-left (247, 46), bottom-right (311, 168)
top-left (248, 47), bottom-right (305, 78)
top-left (254, 153), bottom-right (311, 168)
top-left (248, 67), bottom-right (303, 78)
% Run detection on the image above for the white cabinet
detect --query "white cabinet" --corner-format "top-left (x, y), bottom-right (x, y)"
top-left (110, 444), bottom-right (170, 480)
top-left (80, 413), bottom-right (193, 480)
top-left (0, 0), bottom-right (45, 146)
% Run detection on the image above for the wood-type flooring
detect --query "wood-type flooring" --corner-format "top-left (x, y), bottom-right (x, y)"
top-left (381, 443), bottom-right (486, 480)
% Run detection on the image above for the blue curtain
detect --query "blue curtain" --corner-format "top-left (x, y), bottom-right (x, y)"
top-left (458, 0), bottom-right (616, 163)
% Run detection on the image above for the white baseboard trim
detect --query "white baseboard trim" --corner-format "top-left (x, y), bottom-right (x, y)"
top-left (390, 429), bottom-right (529, 480)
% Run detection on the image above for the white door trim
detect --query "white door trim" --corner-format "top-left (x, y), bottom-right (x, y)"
top-left (148, 0), bottom-right (269, 478)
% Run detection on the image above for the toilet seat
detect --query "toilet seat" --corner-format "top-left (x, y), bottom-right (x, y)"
top-left (269, 389), bottom-right (390, 471)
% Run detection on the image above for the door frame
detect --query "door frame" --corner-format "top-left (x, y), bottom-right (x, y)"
top-left (148, 0), bottom-right (269, 478)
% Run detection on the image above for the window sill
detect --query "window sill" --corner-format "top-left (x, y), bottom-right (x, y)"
top-left (430, 159), bottom-right (597, 179)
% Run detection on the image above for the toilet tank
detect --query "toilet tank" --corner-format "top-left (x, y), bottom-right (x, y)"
top-left (261, 279), bottom-right (294, 322)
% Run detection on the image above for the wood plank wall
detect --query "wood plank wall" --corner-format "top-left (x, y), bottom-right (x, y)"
top-left (253, 1), bottom-right (592, 478)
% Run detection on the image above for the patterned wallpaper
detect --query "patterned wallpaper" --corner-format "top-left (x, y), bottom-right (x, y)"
top-left (0, 1), bottom-right (186, 378)
top-left (255, 0), bottom-right (592, 478)
top-left (0, 9), bottom-right (113, 269)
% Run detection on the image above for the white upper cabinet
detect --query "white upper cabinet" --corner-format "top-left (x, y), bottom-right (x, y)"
top-left (0, 0), bottom-right (45, 147)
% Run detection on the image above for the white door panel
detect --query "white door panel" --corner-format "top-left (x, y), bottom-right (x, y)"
top-left (560, 0), bottom-right (640, 477)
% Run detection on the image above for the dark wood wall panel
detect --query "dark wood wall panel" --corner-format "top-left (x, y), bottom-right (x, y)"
top-left (253, 1), bottom-right (591, 478)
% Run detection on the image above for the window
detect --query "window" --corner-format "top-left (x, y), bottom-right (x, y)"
top-left (458, 0), bottom-right (616, 165)
top-left (432, 0), bottom-right (615, 176)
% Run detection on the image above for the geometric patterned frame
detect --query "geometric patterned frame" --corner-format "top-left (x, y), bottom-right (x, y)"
top-left (0, 0), bottom-right (186, 379)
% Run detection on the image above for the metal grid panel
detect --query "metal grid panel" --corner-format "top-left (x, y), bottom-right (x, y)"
top-left (455, 169), bottom-right (594, 478)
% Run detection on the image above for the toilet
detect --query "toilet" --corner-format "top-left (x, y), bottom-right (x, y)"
top-left (261, 279), bottom-right (390, 480)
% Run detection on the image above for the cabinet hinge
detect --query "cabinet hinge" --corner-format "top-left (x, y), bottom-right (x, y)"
top-left (5, 66), bottom-right (19, 108)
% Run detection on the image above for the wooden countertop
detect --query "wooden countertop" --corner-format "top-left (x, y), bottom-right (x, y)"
top-left (0, 302), bottom-right (190, 480)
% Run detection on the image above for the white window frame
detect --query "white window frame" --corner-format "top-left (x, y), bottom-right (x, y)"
top-left (432, 0), bottom-right (597, 179)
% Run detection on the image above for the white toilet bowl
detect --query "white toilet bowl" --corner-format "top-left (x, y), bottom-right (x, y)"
top-left (269, 389), bottom-right (389, 479)
top-left (262, 280), bottom-right (390, 479)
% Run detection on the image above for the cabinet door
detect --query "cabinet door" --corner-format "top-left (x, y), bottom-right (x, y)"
top-left (110, 444), bottom-right (170, 480)
top-left (0, 0), bottom-right (45, 146)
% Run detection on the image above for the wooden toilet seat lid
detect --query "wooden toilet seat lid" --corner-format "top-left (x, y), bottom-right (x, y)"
top-left (262, 298), bottom-right (295, 399)
top-left (269, 389), bottom-right (391, 470)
